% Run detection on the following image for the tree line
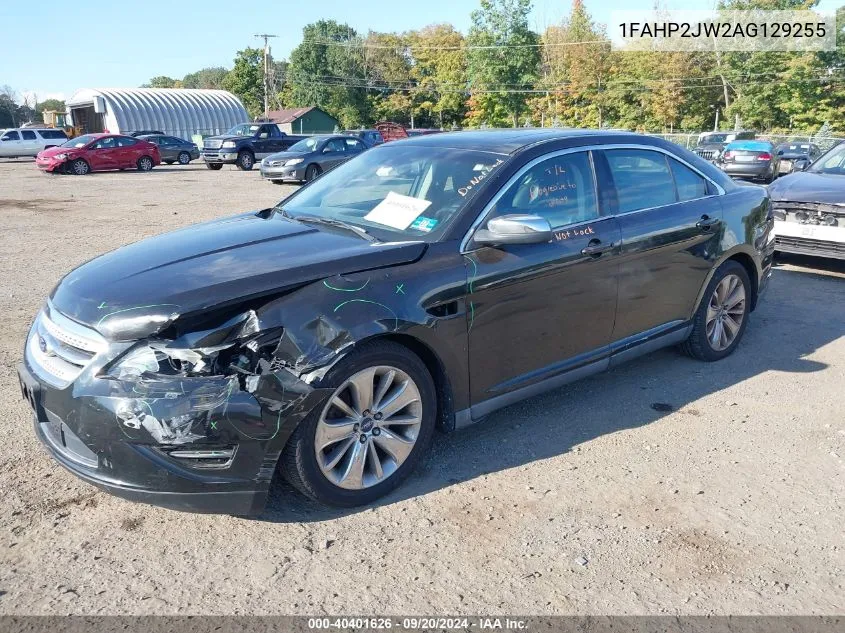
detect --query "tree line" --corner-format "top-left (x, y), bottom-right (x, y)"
top-left (6, 0), bottom-right (844, 135)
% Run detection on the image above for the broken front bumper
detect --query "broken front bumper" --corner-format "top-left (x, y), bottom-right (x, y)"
top-left (18, 306), bottom-right (331, 514)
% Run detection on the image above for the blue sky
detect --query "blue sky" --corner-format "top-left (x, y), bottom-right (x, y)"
top-left (1, 0), bottom-right (840, 103)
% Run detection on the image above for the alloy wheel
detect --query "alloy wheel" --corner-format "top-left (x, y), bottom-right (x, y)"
top-left (705, 273), bottom-right (746, 352)
top-left (314, 365), bottom-right (423, 490)
top-left (139, 157), bottom-right (152, 171)
top-left (72, 160), bottom-right (89, 175)
top-left (178, 152), bottom-right (190, 164)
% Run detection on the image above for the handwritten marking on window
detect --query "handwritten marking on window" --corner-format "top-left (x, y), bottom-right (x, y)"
top-left (554, 225), bottom-right (596, 241)
top-left (457, 159), bottom-right (505, 197)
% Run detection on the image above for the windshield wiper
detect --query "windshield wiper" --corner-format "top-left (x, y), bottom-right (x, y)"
top-left (291, 214), bottom-right (378, 242)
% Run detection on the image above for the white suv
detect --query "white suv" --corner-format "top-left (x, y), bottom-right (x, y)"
top-left (0, 128), bottom-right (69, 158)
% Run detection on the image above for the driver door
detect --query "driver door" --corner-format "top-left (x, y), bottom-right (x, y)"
top-left (464, 149), bottom-right (621, 408)
top-left (321, 138), bottom-right (348, 169)
top-left (87, 136), bottom-right (120, 170)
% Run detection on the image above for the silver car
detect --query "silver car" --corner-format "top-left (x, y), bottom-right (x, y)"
top-left (259, 135), bottom-right (369, 184)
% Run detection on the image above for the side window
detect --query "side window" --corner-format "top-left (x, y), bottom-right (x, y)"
top-left (117, 137), bottom-right (137, 147)
top-left (326, 138), bottom-right (345, 153)
top-left (167, 136), bottom-right (182, 145)
top-left (669, 158), bottom-right (709, 201)
top-left (344, 139), bottom-right (364, 152)
top-left (492, 151), bottom-right (598, 229)
top-left (91, 137), bottom-right (118, 149)
top-left (2, 131), bottom-right (20, 141)
top-left (21, 130), bottom-right (37, 140)
top-left (605, 149), bottom-right (676, 213)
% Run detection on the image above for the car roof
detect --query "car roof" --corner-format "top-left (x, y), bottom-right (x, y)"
top-left (391, 128), bottom-right (642, 153)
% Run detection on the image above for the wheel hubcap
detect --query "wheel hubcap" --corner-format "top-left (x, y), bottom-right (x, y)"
top-left (706, 273), bottom-right (746, 351)
top-left (179, 153), bottom-right (189, 164)
top-left (314, 365), bottom-right (422, 490)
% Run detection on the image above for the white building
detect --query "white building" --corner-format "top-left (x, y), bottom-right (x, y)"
top-left (66, 88), bottom-right (248, 139)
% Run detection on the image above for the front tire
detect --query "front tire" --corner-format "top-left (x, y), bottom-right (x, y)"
top-left (70, 158), bottom-right (90, 175)
top-left (236, 150), bottom-right (254, 171)
top-left (681, 260), bottom-right (751, 361)
top-left (280, 341), bottom-right (436, 507)
top-left (305, 163), bottom-right (321, 182)
top-left (137, 156), bottom-right (154, 171)
top-left (178, 151), bottom-right (191, 165)
top-left (206, 163), bottom-right (223, 170)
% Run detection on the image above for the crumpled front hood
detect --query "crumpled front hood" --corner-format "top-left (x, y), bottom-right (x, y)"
top-left (39, 145), bottom-right (79, 159)
top-left (768, 172), bottom-right (845, 205)
top-left (50, 211), bottom-right (426, 340)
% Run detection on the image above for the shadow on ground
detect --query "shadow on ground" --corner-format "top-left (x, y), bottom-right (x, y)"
top-left (259, 261), bottom-right (844, 523)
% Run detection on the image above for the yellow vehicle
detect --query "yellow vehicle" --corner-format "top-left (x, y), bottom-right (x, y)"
top-left (41, 110), bottom-right (82, 138)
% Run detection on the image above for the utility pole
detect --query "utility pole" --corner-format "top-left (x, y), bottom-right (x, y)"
top-left (254, 33), bottom-right (278, 120)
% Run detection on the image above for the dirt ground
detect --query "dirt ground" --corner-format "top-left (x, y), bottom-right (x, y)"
top-left (0, 159), bottom-right (842, 615)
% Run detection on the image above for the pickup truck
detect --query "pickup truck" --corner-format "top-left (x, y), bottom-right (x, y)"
top-left (201, 123), bottom-right (306, 171)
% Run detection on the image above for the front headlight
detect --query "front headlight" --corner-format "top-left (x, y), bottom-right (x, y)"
top-left (107, 342), bottom-right (212, 381)
top-left (222, 141), bottom-right (236, 148)
top-left (54, 153), bottom-right (68, 160)
top-left (285, 158), bottom-right (304, 166)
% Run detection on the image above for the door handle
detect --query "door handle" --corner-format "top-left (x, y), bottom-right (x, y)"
top-left (581, 240), bottom-right (615, 257)
top-left (696, 215), bottom-right (721, 231)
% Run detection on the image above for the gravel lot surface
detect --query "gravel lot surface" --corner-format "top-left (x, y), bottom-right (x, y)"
top-left (0, 160), bottom-right (843, 615)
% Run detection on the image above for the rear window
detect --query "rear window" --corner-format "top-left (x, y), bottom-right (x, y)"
top-left (117, 137), bottom-right (138, 147)
top-left (669, 158), bottom-right (709, 201)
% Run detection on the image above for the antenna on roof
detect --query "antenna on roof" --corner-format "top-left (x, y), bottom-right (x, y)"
top-left (254, 34), bottom-right (278, 121)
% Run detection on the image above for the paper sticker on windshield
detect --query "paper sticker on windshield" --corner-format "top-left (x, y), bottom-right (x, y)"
top-left (410, 216), bottom-right (438, 232)
top-left (364, 192), bottom-right (432, 230)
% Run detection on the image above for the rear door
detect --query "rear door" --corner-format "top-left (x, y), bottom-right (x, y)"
top-left (116, 136), bottom-right (143, 167)
top-left (465, 149), bottom-right (622, 406)
top-left (20, 130), bottom-right (40, 155)
top-left (599, 147), bottom-right (723, 344)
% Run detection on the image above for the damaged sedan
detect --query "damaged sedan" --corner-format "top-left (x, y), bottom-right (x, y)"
top-left (19, 130), bottom-right (774, 513)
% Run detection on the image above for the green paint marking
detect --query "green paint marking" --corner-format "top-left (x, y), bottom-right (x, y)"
top-left (210, 420), bottom-right (217, 430)
top-left (97, 301), bottom-right (107, 310)
top-left (395, 283), bottom-right (405, 295)
top-left (333, 299), bottom-right (399, 330)
top-left (323, 279), bottom-right (370, 292)
top-left (468, 301), bottom-right (476, 333)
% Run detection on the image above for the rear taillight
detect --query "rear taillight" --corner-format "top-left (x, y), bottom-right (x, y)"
top-left (757, 153), bottom-right (772, 161)
top-left (722, 150), bottom-right (733, 160)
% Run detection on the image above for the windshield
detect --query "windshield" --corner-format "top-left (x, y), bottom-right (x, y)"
top-left (61, 134), bottom-right (97, 148)
top-left (276, 144), bottom-right (508, 241)
top-left (226, 124), bottom-right (261, 137)
top-left (808, 143), bottom-right (845, 175)
top-left (701, 133), bottom-right (731, 144)
top-left (288, 137), bottom-right (320, 152)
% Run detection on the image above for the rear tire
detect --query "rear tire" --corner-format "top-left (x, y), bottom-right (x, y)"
top-left (681, 260), bottom-right (752, 362)
top-left (137, 156), bottom-right (154, 172)
top-left (305, 163), bottom-right (321, 182)
top-left (280, 340), bottom-right (436, 507)
top-left (177, 152), bottom-right (191, 165)
top-left (70, 158), bottom-right (89, 175)
top-left (206, 163), bottom-right (223, 170)
top-left (236, 150), bottom-right (255, 171)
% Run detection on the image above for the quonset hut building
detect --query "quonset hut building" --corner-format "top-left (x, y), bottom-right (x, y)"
top-left (66, 88), bottom-right (248, 139)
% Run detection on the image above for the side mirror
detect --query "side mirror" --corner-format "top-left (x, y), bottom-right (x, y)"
top-left (474, 214), bottom-right (553, 246)
top-left (794, 159), bottom-right (810, 172)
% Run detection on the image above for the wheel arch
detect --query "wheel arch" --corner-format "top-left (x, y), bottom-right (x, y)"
top-left (692, 247), bottom-right (762, 317)
top-left (357, 332), bottom-right (456, 432)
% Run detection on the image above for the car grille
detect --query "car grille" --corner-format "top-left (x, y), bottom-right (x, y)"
top-left (26, 303), bottom-right (107, 388)
top-left (203, 139), bottom-right (222, 150)
top-left (772, 203), bottom-right (843, 226)
top-left (775, 235), bottom-right (845, 257)
top-left (694, 149), bottom-right (719, 161)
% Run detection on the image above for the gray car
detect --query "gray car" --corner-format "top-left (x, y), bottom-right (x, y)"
top-left (137, 134), bottom-right (200, 165)
top-left (259, 135), bottom-right (369, 184)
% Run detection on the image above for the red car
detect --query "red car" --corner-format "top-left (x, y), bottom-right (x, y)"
top-left (36, 133), bottom-right (161, 175)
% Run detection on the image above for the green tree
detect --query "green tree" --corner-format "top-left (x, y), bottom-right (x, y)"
top-left (36, 98), bottom-right (66, 114)
top-left (182, 67), bottom-right (229, 90)
top-left (222, 48), bottom-right (264, 118)
top-left (145, 76), bottom-right (179, 88)
top-left (286, 21), bottom-right (369, 127)
top-left (466, 0), bottom-right (539, 127)
top-left (408, 24), bottom-right (468, 127)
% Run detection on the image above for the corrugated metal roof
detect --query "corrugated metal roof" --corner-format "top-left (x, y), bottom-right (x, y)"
top-left (266, 107), bottom-right (319, 124)
top-left (66, 88), bottom-right (248, 138)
